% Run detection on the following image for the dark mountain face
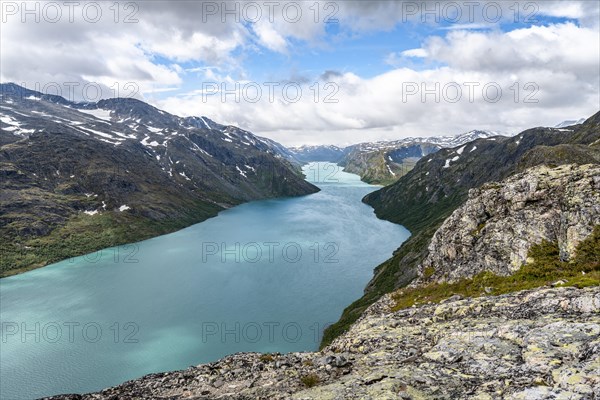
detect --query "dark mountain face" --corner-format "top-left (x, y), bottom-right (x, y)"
top-left (0, 83), bottom-right (319, 276)
top-left (387, 144), bottom-right (436, 162)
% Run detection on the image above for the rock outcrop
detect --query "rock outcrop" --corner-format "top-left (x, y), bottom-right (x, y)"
top-left (46, 286), bottom-right (600, 400)
top-left (416, 164), bottom-right (600, 284)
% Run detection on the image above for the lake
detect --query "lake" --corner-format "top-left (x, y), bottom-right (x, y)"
top-left (0, 162), bottom-right (410, 399)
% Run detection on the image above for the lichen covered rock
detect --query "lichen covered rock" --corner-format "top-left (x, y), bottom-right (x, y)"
top-left (417, 164), bottom-right (600, 284)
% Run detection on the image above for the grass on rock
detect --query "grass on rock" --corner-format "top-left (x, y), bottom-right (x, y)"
top-left (391, 225), bottom-right (600, 311)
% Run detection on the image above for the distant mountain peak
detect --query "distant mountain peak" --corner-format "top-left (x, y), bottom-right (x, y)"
top-left (0, 82), bottom-right (306, 169)
top-left (461, 129), bottom-right (503, 137)
top-left (554, 118), bottom-right (586, 128)
top-left (291, 144), bottom-right (343, 151)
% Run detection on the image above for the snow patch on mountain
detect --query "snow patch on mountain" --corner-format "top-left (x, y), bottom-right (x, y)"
top-left (554, 118), bottom-right (586, 128)
top-left (77, 108), bottom-right (113, 122)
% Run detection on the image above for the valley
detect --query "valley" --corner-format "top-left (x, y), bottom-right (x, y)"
top-left (0, 162), bottom-right (409, 400)
top-left (0, 83), bottom-right (319, 277)
top-left (3, 2), bottom-right (599, 398)
top-left (2, 87), bottom-right (598, 398)
top-left (290, 130), bottom-right (513, 185)
top-left (322, 111), bottom-right (600, 346)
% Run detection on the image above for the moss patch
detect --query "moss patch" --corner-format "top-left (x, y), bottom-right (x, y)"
top-left (470, 222), bottom-right (486, 237)
top-left (391, 225), bottom-right (600, 312)
top-left (423, 266), bottom-right (435, 279)
top-left (259, 354), bottom-right (275, 363)
top-left (300, 373), bottom-right (320, 388)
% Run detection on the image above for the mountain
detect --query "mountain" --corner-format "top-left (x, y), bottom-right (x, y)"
top-left (289, 130), bottom-right (502, 185)
top-left (341, 131), bottom-right (509, 184)
top-left (364, 116), bottom-right (600, 232)
top-left (555, 118), bottom-right (586, 128)
top-left (415, 163), bottom-right (599, 284)
top-left (346, 130), bottom-right (505, 153)
top-left (340, 141), bottom-right (440, 185)
top-left (0, 83), bottom-right (319, 277)
top-left (321, 111), bottom-right (600, 346)
top-left (255, 135), bottom-right (304, 165)
top-left (186, 116), bottom-right (303, 165)
top-left (288, 145), bottom-right (345, 163)
top-left (290, 130), bottom-right (510, 185)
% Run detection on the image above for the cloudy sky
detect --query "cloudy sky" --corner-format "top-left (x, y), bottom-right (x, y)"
top-left (1, 0), bottom-right (599, 146)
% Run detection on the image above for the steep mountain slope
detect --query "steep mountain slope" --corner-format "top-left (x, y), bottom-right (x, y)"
top-left (322, 112), bottom-right (600, 346)
top-left (0, 83), bottom-right (319, 276)
top-left (414, 164), bottom-right (600, 285)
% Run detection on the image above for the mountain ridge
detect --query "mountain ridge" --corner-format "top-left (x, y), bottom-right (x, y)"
top-left (289, 130), bottom-right (512, 184)
top-left (321, 111), bottom-right (600, 346)
top-left (0, 83), bottom-right (319, 277)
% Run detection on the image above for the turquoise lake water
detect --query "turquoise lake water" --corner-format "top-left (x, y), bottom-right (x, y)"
top-left (0, 162), bottom-right (410, 399)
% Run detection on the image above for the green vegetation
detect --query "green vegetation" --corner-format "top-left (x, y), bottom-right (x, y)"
top-left (470, 222), bottom-right (486, 237)
top-left (259, 354), bottom-right (275, 363)
top-left (300, 373), bottom-right (320, 388)
top-left (518, 144), bottom-right (600, 171)
top-left (422, 266), bottom-right (435, 279)
top-left (391, 226), bottom-right (600, 312)
top-left (0, 201), bottom-right (221, 278)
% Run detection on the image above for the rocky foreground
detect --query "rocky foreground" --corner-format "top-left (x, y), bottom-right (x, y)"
top-left (48, 285), bottom-right (600, 400)
top-left (417, 164), bottom-right (600, 284)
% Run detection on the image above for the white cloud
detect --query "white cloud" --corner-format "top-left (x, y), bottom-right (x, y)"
top-left (421, 23), bottom-right (599, 78)
top-left (1, 1), bottom-right (598, 145)
top-left (253, 21), bottom-right (288, 53)
top-left (540, 2), bottom-right (585, 18)
top-left (401, 48), bottom-right (428, 58)
top-left (155, 21), bottom-right (599, 146)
